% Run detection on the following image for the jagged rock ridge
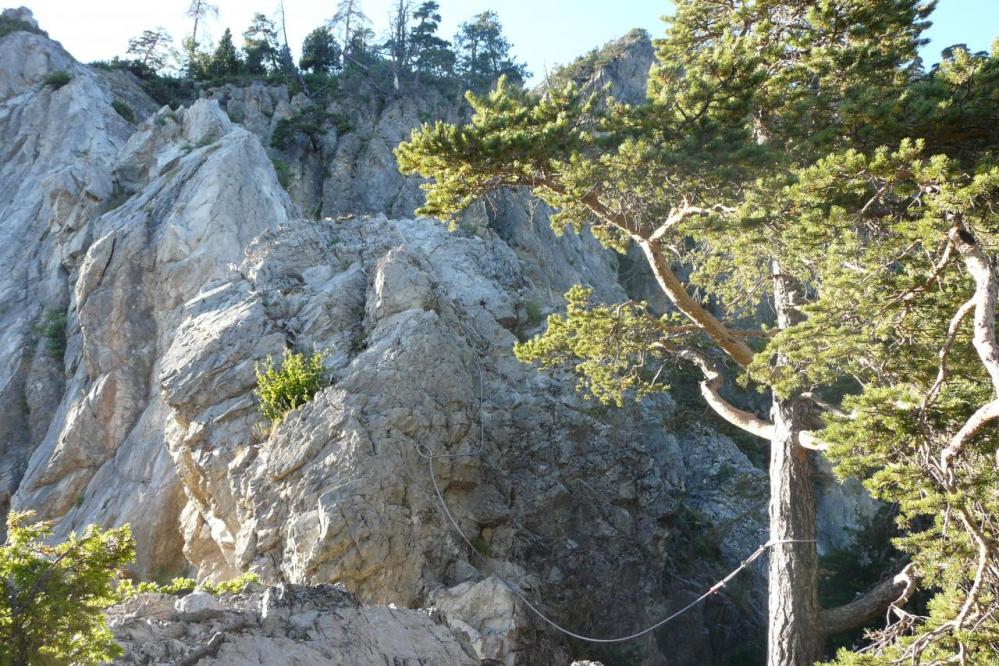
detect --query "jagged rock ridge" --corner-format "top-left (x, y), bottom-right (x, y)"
top-left (108, 583), bottom-right (479, 665)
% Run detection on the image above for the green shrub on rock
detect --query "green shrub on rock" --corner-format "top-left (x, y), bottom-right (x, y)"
top-left (254, 350), bottom-right (327, 424)
top-left (42, 70), bottom-right (72, 89)
top-left (115, 572), bottom-right (260, 599)
top-left (111, 100), bottom-right (135, 122)
top-left (206, 572), bottom-right (260, 595)
top-left (35, 308), bottom-right (67, 358)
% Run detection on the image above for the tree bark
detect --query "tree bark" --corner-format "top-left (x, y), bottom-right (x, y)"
top-left (767, 265), bottom-right (823, 666)
top-left (819, 564), bottom-right (915, 636)
top-left (638, 239), bottom-right (756, 367)
top-left (609, 225), bottom-right (831, 661)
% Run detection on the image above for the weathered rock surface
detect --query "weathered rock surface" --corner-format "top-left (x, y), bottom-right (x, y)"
top-left (109, 584), bottom-right (478, 665)
top-left (0, 11), bottom-right (157, 545)
top-left (539, 28), bottom-right (656, 105)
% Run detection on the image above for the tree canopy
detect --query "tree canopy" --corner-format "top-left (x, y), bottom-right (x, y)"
top-left (454, 11), bottom-right (528, 91)
top-left (125, 28), bottom-right (175, 73)
top-left (209, 28), bottom-right (241, 77)
top-left (0, 513), bottom-right (135, 666)
top-left (300, 26), bottom-right (341, 74)
top-left (410, 1), bottom-right (454, 80)
top-left (243, 13), bottom-right (279, 75)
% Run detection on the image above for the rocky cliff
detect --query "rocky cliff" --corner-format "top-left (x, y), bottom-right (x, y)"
top-left (0, 9), bottom-right (878, 664)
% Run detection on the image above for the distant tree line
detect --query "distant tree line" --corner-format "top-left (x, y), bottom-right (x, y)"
top-left (97, 0), bottom-right (528, 97)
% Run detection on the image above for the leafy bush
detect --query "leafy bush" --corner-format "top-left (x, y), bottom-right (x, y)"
top-left (42, 70), bottom-right (72, 90)
top-left (0, 512), bottom-right (135, 665)
top-left (35, 308), bottom-right (67, 358)
top-left (111, 100), bottom-right (135, 122)
top-left (254, 351), bottom-right (327, 423)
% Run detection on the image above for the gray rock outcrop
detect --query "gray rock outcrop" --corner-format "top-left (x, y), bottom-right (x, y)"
top-left (109, 584), bottom-right (478, 665)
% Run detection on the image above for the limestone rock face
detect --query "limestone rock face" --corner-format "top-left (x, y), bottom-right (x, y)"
top-left (436, 576), bottom-right (531, 665)
top-left (0, 13), bottom-right (151, 537)
top-left (175, 590), bottom-right (226, 621)
top-left (4, 62), bottom-right (296, 574)
top-left (537, 29), bottom-right (656, 105)
top-left (154, 212), bottom-right (768, 663)
top-left (108, 584), bottom-right (478, 665)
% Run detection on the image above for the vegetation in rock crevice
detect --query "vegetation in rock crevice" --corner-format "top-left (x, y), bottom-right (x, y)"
top-left (254, 350), bottom-right (328, 424)
top-left (35, 308), bottom-right (67, 359)
top-left (41, 70), bottom-right (72, 90)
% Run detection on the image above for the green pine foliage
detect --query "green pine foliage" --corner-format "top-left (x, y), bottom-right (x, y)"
top-left (515, 286), bottom-right (683, 406)
top-left (35, 308), bottom-right (67, 358)
top-left (254, 351), bottom-right (327, 424)
top-left (209, 28), bottom-right (241, 78)
top-left (300, 27), bottom-right (341, 75)
top-left (97, 6), bottom-right (524, 109)
top-left (270, 106), bottom-right (351, 152)
top-left (410, 1), bottom-right (455, 80)
top-left (125, 28), bottom-right (174, 73)
top-left (0, 512), bottom-right (135, 665)
top-left (453, 11), bottom-right (528, 91)
top-left (243, 13), bottom-right (279, 75)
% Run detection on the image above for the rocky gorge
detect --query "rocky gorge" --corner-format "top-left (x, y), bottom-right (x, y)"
top-left (0, 7), bottom-right (880, 664)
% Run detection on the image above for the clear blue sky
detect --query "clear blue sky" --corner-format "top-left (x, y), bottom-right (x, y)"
top-left (22, 0), bottom-right (999, 82)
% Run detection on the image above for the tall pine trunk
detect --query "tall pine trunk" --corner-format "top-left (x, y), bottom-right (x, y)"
top-left (767, 264), bottom-right (822, 666)
top-left (766, 395), bottom-right (822, 665)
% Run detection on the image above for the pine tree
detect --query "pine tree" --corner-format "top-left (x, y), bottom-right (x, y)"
top-left (344, 26), bottom-right (377, 71)
top-left (0, 512), bottom-right (135, 665)
top-left (779, 45), bottom-right (999, 666)
top-left (385, 0), bottom-right (412, 89)
top-left (126, 28), bottom-right (174, 73)
top-left (453, 11), bottom-right (527, 91)
top-left (185, 0), bottom-right (218, 77)
top-left (300, 26), bottom-right (341, 75)
top-left (275, 0), bottom-right (301, 81)
top-left (243, 13), bottom-right (279, 75)
top-left (409, 1), bottom-right (454, 81)
top-left (395, 1), bottom-right (970, 663)
top-left (330, 0), bottom-right (370, 65)
top-left (209, 28), bottom-right (240, 78)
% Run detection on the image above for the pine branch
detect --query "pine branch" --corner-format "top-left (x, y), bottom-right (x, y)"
top-left (818, 564), bottom-right (916, 637)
